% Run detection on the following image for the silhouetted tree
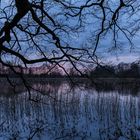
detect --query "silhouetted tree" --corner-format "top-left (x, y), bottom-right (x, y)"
top-left (117, 63), bottom-right (140, 78)
top-left (90, 65), bottom-right (115, 78)
top-left (0, 0), bottom-right (139, 91)
top-left (0, 0), bottom-right (138, 73)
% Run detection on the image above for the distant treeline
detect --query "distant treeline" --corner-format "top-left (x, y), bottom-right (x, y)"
top-left (0, 62), bottom-right (140, 78)
top-left (89, 63), bottom-right (140, 78)
top-left (60, 62), bottom-right (140, 78)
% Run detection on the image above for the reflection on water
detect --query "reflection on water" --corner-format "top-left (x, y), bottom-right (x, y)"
top-left (0, 79), bottom-right (140, 140)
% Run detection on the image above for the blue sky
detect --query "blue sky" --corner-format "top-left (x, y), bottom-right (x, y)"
top-left (1, 0), bottom-right (140, 65)
top-left (63, 0), bottom-right (140, 64)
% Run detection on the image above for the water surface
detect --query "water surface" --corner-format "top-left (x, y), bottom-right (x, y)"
top-left (0, 79), bottom-right (140, 140)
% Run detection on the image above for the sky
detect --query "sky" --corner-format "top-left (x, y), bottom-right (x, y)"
top-left (1, 0), bottom-right (140, 65)
top-left (64, 0), bottom-right (140, 64)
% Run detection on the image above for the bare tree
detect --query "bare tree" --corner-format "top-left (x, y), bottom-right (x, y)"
top-left (0, 0), bottom-right (139, 85)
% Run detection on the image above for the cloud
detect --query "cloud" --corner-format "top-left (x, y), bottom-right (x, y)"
top-left (105, 54), bottom-right (139, 64)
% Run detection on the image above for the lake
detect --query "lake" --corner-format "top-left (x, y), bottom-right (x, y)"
top-left (0, 78), bottom-right (140, 140)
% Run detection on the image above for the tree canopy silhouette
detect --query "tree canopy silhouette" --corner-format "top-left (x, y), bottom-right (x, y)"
top-left (0, 0), bottom-right (138, 74)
